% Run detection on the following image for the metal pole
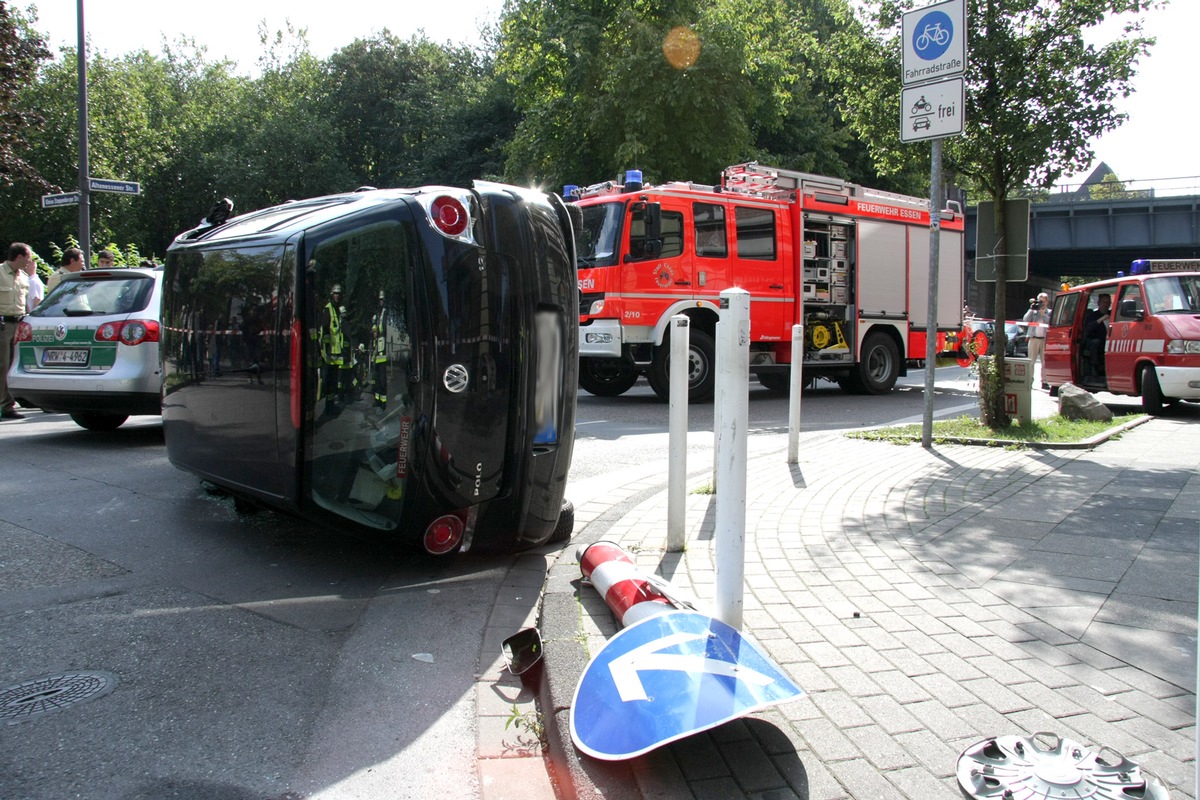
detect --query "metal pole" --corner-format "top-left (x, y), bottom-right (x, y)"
top-left (76, 0), bottom-right (91, 265)
top-left (714, 289), bottom-right (749, 629)
top-left (667, 315), bottom-right (690, 552)
top-left (921, 137), bottom-right (943, 449)
top-left (787, 322), bottom-right (804, 464)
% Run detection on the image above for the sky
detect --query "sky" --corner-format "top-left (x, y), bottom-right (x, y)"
top-left (28, 0), bottom-right (1200, 195)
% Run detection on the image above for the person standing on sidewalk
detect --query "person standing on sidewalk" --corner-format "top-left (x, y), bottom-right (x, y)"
top-left (22, 254), bottom-right (44, 312)
top-left (1, 242), bottom-right (32, 419)
top-left (1023, 292), bottom-right (1050, 388)
top-left (47, 247), bottom-right (85, 290)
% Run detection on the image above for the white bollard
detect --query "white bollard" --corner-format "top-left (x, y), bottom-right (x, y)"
top-left (667, 315), bottom-right (689, 552)
top-left (787, 322), bottom-right (804, 464)
top-left (714, 289), bottom-right (749, 630)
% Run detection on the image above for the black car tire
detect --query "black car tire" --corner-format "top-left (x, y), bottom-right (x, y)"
top-left (70, 412), bottom-right (128, 431)
top-left (547, 499), bottom-right (575, 544)
top-left (1141, 364), bottom-right (1165, 415)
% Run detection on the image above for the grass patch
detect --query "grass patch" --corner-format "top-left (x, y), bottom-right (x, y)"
top-left (848, 413), bottom-right (1145, 447)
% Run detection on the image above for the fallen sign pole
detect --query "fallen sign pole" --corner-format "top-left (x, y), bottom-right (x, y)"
top-left (571, 541), bottom-right (804, 761)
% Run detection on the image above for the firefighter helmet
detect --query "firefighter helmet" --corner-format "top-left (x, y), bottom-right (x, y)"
top-left (331, 284), bottom-right (343, 294)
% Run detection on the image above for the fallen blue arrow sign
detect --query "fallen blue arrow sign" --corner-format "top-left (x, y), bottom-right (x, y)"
top-left (570, 610), bottom-right (804, 760)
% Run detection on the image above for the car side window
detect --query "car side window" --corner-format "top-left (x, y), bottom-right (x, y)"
top-left (1050, 293), bottom-right (1078, 327)
top-left (1115, 284), bottom-right (1144, 321)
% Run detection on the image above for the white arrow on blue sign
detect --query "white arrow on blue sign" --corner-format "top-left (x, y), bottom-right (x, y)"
top-left (570, 610), bottom-right (804, 761)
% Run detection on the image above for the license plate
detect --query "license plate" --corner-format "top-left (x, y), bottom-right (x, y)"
top-left (42, 349), bottom-right (90, 366)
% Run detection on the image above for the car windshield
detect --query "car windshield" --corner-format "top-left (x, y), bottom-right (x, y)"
top-left (36, 274), bottom-right (155, 317)
top-left (1144, 275), bottom-right (1200, 314)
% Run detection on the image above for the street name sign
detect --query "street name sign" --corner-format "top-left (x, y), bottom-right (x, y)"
top-left (89, 178), bottom-right (141, 195)
top-left (902, 0), bottom-right (967, 86)
top-left (41, 191), bottom-right (81, 208)
top-left (570, 610), bottom-right (804, 761)
top-left (901, 78), bottom-right (965, 143)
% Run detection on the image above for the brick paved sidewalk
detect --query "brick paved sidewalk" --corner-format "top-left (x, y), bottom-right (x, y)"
top-left (540, 417), bottom-right (1199, 799)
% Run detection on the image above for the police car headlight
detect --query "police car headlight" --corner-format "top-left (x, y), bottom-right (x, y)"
top-left (1167, 339), bottom-right (1200, 355)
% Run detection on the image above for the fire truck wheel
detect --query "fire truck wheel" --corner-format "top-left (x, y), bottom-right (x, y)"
top-left (647, 328), bottom-right (715, 403)
top-left (855, 332), bottom-right (900, 395)
top-left (578, 357), bottom-right (639, 396)
top-left (1141, 364), bottom-right (1165, 415)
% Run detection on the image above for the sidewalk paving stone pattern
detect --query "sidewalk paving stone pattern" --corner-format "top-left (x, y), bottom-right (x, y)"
top-left (541, 412), bottom-right (1199, 800)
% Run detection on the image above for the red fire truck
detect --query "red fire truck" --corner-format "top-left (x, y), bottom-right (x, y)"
top-left (572, 163), bottom-right (965, 401)
top-left (1044, 259), bottom-right (1200, 414)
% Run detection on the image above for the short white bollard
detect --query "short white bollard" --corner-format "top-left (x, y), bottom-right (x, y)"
top-left (667, 315), bottom-right (689, 552)
top-left (787, 322), bottom-right (804, 464)
top-left (714, 289), bottom-right (749, 630)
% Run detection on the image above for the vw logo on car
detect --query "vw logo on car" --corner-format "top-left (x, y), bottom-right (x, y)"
top-left (443, 364), bottom-right (470, 393)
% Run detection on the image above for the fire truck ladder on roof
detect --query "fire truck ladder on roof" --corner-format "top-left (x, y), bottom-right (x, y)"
top-left (723, 162), bottom-right (850, 200)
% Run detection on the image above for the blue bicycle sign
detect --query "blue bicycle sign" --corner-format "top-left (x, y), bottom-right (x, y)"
top-left (912, 10), bottom-right (954, 60)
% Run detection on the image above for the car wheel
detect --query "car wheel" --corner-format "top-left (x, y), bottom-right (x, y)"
top-left (1141, 364), bottom-right (1165, 415)
top-left (578, 357), bottom-right (639, 397)
top-left (547, 499), bottom-right (575, 544)
top-left (70, 413), bottom-right (128, 431)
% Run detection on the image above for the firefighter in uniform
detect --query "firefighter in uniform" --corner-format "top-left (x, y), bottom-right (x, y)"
top-left (371, 290), bottom-right (388, 408)
top-left (321, 284), bottom-right (346, 413)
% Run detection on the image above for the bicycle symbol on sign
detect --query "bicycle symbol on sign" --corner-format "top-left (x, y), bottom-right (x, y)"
top-left (915, 22), bottom-right (950, 52)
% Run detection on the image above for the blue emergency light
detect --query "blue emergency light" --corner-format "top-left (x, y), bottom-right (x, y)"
top-left (623, 169), bottom-right (643, 192)
top-left (562, 184), bottom-right (579, 200)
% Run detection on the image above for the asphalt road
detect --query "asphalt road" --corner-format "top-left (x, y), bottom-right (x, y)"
top-left (0, 412), bottom-right (523, 800)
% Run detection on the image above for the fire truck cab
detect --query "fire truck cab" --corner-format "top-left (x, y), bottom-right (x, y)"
top-left (1043, 260), bottom-right (1200, 414)
top-left (571, 163), bottom-right (965, 402)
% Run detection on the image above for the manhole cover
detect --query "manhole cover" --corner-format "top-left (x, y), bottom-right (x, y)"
top-left (957, 732), bottom-right (1169, 800)
top-left (1, 671), bottom-right (119, 725)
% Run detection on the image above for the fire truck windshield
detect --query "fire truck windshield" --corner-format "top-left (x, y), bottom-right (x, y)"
top-left (578, 202), bottom-right (624, 267)
top-left (1145, 274), bottom-right (1200, 314)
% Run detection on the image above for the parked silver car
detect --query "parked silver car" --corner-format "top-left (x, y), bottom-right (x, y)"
top-left (8, 267), bottom-right (163, 430)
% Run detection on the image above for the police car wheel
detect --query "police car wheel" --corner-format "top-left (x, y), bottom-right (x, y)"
top-left (70, 412), bottom-right (128, 431)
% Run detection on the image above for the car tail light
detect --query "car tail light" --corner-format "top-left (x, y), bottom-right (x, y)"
top-left (429, 195), bottom-right (469, 237)
top-left (15, 321), bottom-right (32, 342)
top-left (95, 320), bottom-right (160, 345)
top-left (423, 513), bottom-right (466, 555)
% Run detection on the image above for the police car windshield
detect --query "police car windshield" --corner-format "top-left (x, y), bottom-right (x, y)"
top-left (1144, 275), bottom-right (1200, 315)
top-left (578, 203), bottom-right (623, 267)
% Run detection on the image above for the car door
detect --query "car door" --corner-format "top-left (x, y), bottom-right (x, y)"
top-left (1043, 292), bottom-right (1081, 388)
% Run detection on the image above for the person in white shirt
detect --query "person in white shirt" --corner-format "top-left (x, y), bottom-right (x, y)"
top-left (23, 257), bottom-right (44, 312)
top-left (1022, 292), bottom-right (1051, 387)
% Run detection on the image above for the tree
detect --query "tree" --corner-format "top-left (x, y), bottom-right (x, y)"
top-left (496, 0), bottom-right (892, 192)
top-left (839, 0), bottom-right (1157, 426)
top-left (0, 2), bottom-right (50, 193)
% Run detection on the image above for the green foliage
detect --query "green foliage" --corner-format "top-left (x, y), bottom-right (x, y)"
top-left (497, 0), bottom-right (885, 189)
top-left (0, 2), bottom-right (51, 190)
